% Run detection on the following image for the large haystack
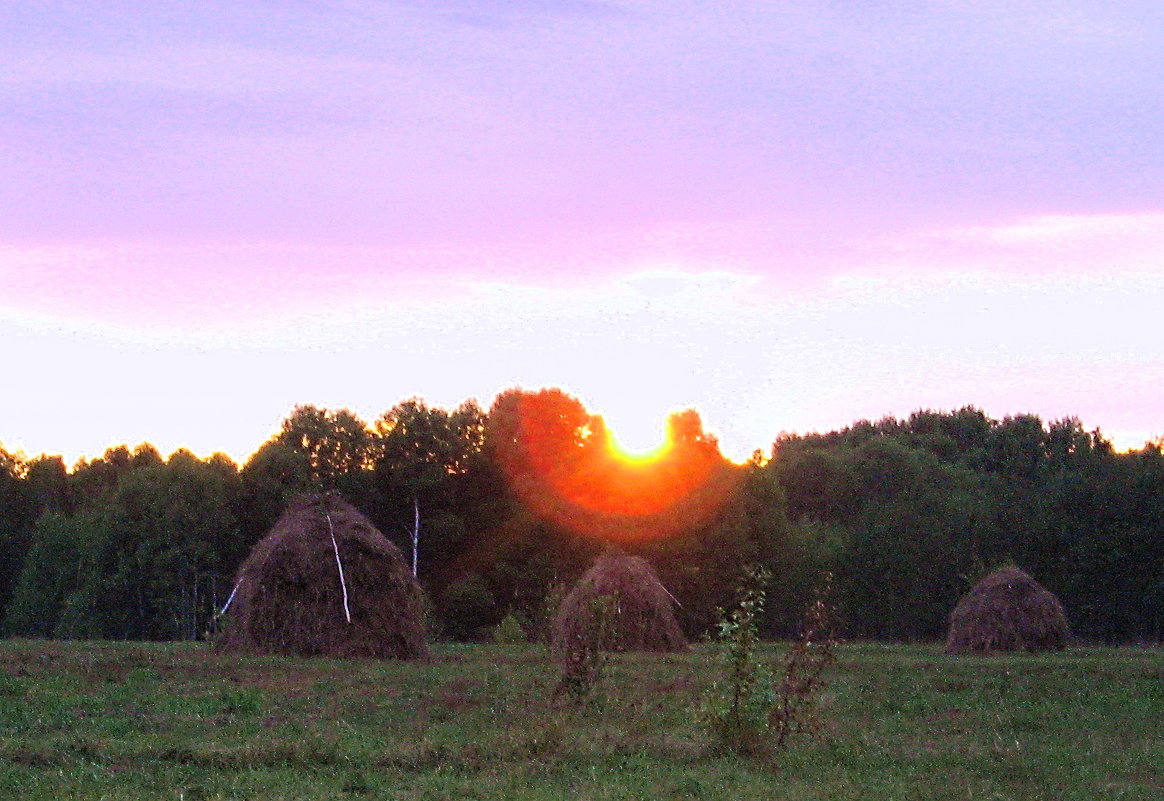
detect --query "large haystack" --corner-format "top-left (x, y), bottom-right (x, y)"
top-left (945, 566), bottom-right (1069, 654)
top-left (217, 493), bottom-right (427, 659)
top-left (551, 549), bottom-right (687, 655)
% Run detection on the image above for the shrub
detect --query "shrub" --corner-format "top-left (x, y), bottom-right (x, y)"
top-left (440, 575), bottom-right (499, 641)
top-left (492, 611), bottom-right (529, 645)
top-left (701, 567), bottom-right (774, 755)
top-left (702, 568), bottom-right (838, 756)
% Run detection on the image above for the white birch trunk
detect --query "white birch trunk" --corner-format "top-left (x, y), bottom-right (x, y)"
top-left (412, 496), bottom-right (420, 578)
top-left (326, 512), bottom-right (352, 623)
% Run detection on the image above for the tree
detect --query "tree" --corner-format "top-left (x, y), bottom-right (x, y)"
top-left (984, 414), bottom-right (1048, 480)
top-left (372, 398), bottom-right (488, 578)
top-left (775, 427), bottom-right (989, 640)
top-left (475, 391), bottom-right (750, 636)
top-left (903, 406), bottom-right (992, 465)
top-left (24, 455), bottom-right (70, 515)
top-left (486, 387), bottom-right (595, 486)
top-left (4, 449), bottom-right (243, 640)
top-left (0, 444), bottom-right (32, 614)
top-left (69, 444), bottom-right (157, 507)
top-left (4, 511), bottom-right (73, 637)
top-left (275, 405), bottom-right (375, 488)
top-left (239, 440), bottom-right (313, 547)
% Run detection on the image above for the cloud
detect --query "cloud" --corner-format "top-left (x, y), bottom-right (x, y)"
top-left (943, 211), bottom-right (1164, 251)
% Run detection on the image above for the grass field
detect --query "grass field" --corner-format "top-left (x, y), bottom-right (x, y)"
top-left (1, 638), bottom-right (1160, 800)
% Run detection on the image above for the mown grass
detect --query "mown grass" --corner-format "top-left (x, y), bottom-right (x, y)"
top-left (0, 639), bottom-right (1160, 800)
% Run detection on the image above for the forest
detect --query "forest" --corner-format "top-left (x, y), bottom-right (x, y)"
top-left (1, 388), bottom-right (1161, 645)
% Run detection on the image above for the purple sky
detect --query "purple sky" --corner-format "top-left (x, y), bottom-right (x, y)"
top-left (2, 1), bottom-right (1162, 463)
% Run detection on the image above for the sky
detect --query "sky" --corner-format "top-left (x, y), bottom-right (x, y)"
top-left (2, 0), bottom-right (1163, 465)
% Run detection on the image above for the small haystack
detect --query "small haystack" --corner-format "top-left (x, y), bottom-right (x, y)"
top-left (945, 566), bottom-right (1070, 654)
top-left (217, 492), bottom-right (427, 659)
top-left (551, 549), bottom-right (687, 655)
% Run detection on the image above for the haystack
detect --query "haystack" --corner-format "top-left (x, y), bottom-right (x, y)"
top-left (217, 492), bottom-right (427, 659)
top-left (551, 549), bottom-right (687, 655)
top-left (945, 566), bottom-right (1069, 654)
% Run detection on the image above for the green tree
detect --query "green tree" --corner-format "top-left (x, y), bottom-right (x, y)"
top-left (25, 455), bottom-right (70, 515)
top-left (775, 427), bottom-right (989, 640)
top-left (238, 440), bottom-right (312, 546)
top-left (0, 444), bottom-right (32, 614)
top-left (372, 398), bottom-right (487, 577)
top-left (3, 509), bottom-right (101, 637)
top-left (69, 446), bottom-right (129, 506)
top-left (5, 450), bottom-right (243, 640)
top-left (112, 450), bottom-right (243, 639)
top-left (275, 405), bottom-right (375, 488)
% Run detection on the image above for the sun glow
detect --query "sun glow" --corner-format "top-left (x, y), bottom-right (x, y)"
top-left (599, 408), bottom-right (671, 463)
top-left (491, 390), bottom-right (741, 542)
top-left (607, 425), bottom-right (671, 464)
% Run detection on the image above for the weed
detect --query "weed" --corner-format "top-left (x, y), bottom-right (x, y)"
top-left (770, 571), bottom-right (839, 748)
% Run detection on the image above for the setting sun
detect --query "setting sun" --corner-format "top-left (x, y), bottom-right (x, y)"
top-left (608, 435), bottom-right (670, 464)
top-left (607, 423), bottom-right (671, 463)
top-left (595, 407), bottom-right (672, 463)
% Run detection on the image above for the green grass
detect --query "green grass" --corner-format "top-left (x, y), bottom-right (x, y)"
top-left (0, 639), bottom-right (1160, 800)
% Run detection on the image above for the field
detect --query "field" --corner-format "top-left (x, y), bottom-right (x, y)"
top-left (1, 639), bottom-right (1160, 800)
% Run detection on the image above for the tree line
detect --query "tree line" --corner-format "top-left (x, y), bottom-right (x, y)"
top-left (1, 392), bottom-right (1161, 643)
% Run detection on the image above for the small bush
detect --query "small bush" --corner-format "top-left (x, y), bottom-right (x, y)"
top-left (701, 567), bottom-right (774, 756)
top-left (702, 568), bottom-right (838, 756)
top-left (492, 612), bottom-right (529, 645)
top-left (440, 576), bottom-right (497, 641)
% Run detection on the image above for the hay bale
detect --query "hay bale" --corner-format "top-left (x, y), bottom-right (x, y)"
top-left (945, 566), bottom-right (1070, 654)
top-left (551, 549), bottom-right (687, 656)
top-left (217, 492), bottom-right (428, 659)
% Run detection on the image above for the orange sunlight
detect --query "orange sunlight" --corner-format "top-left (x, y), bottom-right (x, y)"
top-left (491, 389), bottom-right (741, 543)
top-left (597, 404), bottom-right (672, 462)
top-left (606, 424), bottom-right (671, 465)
